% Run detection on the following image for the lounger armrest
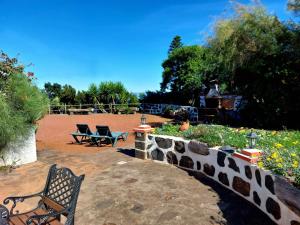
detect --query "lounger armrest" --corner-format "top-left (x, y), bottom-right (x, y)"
top-left (4, 192), bottom-right (43, 215)
top-left (26, 208), bottom-right (68, 225)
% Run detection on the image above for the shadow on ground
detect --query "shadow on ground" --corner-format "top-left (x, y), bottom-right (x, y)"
top-left (188, 171), bottom-right (276, 225)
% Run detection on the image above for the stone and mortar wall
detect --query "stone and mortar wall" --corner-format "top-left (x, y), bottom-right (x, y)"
top-left (141, 104), bottom-right (198, 121)
top-left (135, 133), bottom-right (300, 225)
top-left (0, 129), bottom-right (37, 166)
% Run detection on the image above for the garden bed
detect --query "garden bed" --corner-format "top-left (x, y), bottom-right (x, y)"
top-left (154, 124), bottom-right (300, 187)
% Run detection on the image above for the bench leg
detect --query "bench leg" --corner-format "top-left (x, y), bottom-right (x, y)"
top-left (72, 135), bottom-right (81, 144)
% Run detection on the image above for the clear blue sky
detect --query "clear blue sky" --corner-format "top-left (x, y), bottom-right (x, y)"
top-left (0, 0), bottom-right (292, 93)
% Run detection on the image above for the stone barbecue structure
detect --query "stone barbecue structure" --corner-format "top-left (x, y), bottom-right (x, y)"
top-left (135, 133), bottom-right (300, 225)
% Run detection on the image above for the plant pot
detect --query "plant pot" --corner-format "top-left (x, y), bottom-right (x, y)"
top-left (179, 121), bottom-right (190, 131)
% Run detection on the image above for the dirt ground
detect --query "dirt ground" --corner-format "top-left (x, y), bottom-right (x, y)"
top-left (0, 114), bottom-right (276, 225)
top-left (36, 113), bottom-right (170, 152)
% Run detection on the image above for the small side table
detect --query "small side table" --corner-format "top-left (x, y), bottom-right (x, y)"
top-left (0, 205), bottom-right (9, 225)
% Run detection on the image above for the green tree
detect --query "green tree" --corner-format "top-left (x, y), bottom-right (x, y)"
top-left (44, 82), bottom-right (62, 100)
top-left (98, 81), bottom-right (128, 104)
top-left (161, 45), bottom-right (209, 105)
top-left (168, 35), bottom-right (183, 55)
top-left (208, 3), bottom-right (300, 128)
top-left (288, 0), bottom-right (300, 14)
top-left (60, 85), bottom-right (76, 105)
top-left (87, 83), bottom-right (99, 104)
top-left (75, 90), bottom-right (88, 104)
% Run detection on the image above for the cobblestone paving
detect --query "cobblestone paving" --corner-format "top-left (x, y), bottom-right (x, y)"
top-left (0, 148), bottom-right (275, 225)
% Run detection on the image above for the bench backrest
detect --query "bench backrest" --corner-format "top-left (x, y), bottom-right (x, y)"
top-left (96, 126), bottom-right (112, 137)
top-left (43, 165), bottom-right (85, 217)
top-left (76, 124), bottom-right (93, 135)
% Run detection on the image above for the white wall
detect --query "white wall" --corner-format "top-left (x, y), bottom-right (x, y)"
top-left (0, 129), bottom-right (37, 166)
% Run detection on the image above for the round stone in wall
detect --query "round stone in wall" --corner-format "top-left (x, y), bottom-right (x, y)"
top-left (255, 169), bottom-right (262, 187)
top-left (188, 141), bottom-right (209, 155)
top-left (179, 156), bottom-right (194, 169)
top-left (218, 172), bottom-right (229, 186)
top-left (244, 165), bottom-right (252, 180)
top-left (151, 148), bottom-right (165, 161)
top-left (197, 161), bottom-right (201, 170)
top-left (265, 175), bottom-right (275, 195)
top-left (166, 151), bottom-right (178, 165)
top-left (203, 164), bottom-right (215, 177)
top-left (266, 197), bottom-right (281, 220)
top-left (253, 191), bottom-right (261, 206)
top-left (155, 137), bottom-right (173, 149)
top-left (228, 158), bottom-right (240, 173)
top-left (175, 141), bottom-right (185, 153)
top-left (232, 176), bottom-right (250, 197)
top-left (291, 220), bottom-right (300, 225)
top-left (217, 151), bottom-right (226, 167)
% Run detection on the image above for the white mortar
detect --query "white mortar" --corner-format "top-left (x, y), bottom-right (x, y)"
top-left (0, 129), bottom-right (37, 166)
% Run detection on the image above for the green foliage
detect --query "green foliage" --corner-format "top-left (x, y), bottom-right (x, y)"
top-left (87, 83), bottom-right (99, 104)
top-left (156, 124), bottom-right (300, 186)
top-left (44, 82), bottom-right (62, 100)
top-left (161, 45), bottom-right (210, 105)
top-left (0, 52), bottom-right (49, 150)
top-left (168, 35), bottom-right (183, 55)
top-left (7, 74), bottom-right (49, 123)
top-left (208, 3), bottom-right (300, 128)
top-left (60, 85), bottom-right (76, 105)
top-left (288, 0), bottom-right (300, 15)
top-left (0, 95), bottom-right (27, 148)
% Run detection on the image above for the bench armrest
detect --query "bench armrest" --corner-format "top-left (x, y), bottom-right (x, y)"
top-left (3, 192), bottom-right (43, 215)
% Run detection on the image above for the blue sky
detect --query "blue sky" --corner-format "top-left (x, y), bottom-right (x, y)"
top-left (0, 0), bottom-right (293, 93)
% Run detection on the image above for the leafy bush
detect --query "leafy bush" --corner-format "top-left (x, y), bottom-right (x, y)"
top-left (155, 124), bottom-right (300, 186)
top-left (0, 95), bottom-right (27, 148)
top-left (0, 53), bottom-right (49, 151)
top-left (7, 74), bottom-right (49, 123)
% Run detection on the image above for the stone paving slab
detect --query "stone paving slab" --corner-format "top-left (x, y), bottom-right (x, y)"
top-left (0, 148), bottom-right (275, 225)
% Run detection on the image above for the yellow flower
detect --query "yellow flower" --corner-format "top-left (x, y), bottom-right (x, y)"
top-left (292, 161), bottom-right (299, 168)
top-left (274, 143), bottom-right (283, 149)
top-left (277, 163), bottom-right (283, 168)
top-left (239, 129), bottom-right (246, 134)
top-left (271, 152), bottom-right (279, 159)
top-left (257, 161), bottom-right (264, 168)
top-left (291, 153), bottom-right (297, 157)
top-left (271, 131), bottom-right (277, 135)
top-left (276, 158), bottom-right (283, 163)
top-left (267, 157), bottom-right (272, 161)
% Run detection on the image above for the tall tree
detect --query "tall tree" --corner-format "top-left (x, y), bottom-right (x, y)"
top-left (60, 84), bottom-right (76, 104)
top-left (288, 0), bottom-right (300, 15)
top-left (168, 35), bottom-right (183, 55)
top-left (44, 82), bottom-right (62, 100)
top-left (209, 3), bottom-right (300, 128)
top-left (161, 45), bottom-right (209, 105)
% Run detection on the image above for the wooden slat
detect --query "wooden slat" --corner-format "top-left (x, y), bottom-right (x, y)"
top-left (9, 208), bottom-right (62, 225)
top-left (42, 197), bottom-right (65, 213)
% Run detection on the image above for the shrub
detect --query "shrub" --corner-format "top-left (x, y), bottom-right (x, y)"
top-left (155, 124), bottom-right (300, 186)
top-left (0, 72), bottom-right (49, 151)
top-left (7, 74), bottom-right (49, 123)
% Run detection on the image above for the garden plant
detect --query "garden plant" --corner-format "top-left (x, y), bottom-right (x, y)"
top-left (0, 52), bottom-right (49, 152)
top-left (155, 124), bottom-right (300, 187)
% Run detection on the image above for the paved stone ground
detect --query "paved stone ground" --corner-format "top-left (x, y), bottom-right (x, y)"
top-left (0, 147), bottom-right (276, 225)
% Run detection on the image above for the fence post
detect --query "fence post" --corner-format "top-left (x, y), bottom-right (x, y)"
top-left (64, 104), bottom-right (67, 114)
top-left (48, 104), bottom-right (51, 115)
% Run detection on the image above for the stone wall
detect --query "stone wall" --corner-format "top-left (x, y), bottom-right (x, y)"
top-left (141, 104), bottom-right (198, 122)
top-left (135, 133), bottom-right (300, 225)
top-left (0, 129), bottom-right (37, 166)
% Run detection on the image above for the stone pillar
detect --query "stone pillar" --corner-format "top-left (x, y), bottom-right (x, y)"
top-left (133, 125), bottom-right (154, 160)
